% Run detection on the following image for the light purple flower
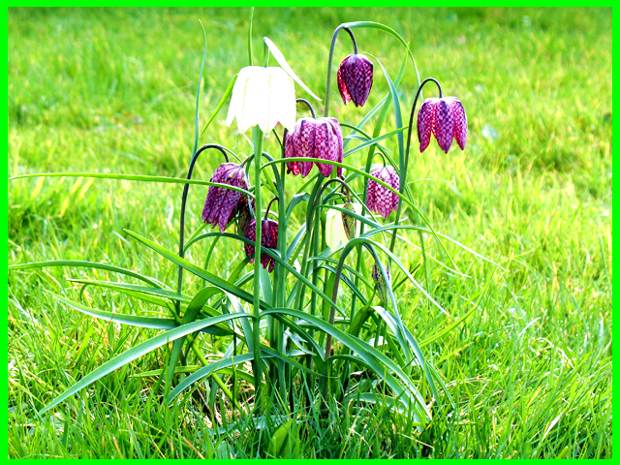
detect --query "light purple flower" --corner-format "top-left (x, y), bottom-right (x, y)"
top-left (244, 218), bottom-right (279, 272)
top-left (284, 117), bottom-right (343, 177)
top-left (337, 54), bottom-right (374, 107)
top-left (202, 163), bottom-right (248, 232)
top-left (417, 96), bottom-right (467, 153)
top-left (366, 165), bottom-right (400, 218)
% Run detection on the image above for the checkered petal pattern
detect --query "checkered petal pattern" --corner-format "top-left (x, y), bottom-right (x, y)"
top-left (244, 219), bottom-right (279, 272)
top-left (417, 96), bottom-right (467, 153)
top-left (201, 163), bottom-right (248, 232)
top-left (284, 116), bottom-right (344, 178)
top-left (366, 165), bottom-right (400, 218)
top-left (448, 97), bottom-right (467, 150)
top-left (337, 54), bottom-right (374, 107)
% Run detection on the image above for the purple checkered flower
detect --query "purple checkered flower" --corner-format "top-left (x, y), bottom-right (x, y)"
top-left (284, 117), bottom-right (343, 177)
top-left (418, 96), bottom-right (467, 153)
top-left (202, 163), bottom-right (249, 232)
top-left (337, 54), bottom-right (374, 107)
top-left (244, 218), bottom-right (279, 272)
top-left (366, 165), bottom-right (400, 218)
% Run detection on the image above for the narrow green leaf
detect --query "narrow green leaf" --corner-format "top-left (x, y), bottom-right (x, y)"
top-left (9, 260), bottom-right (166, 289)
top-left (168, 353), bottom-right (255, 402)
top-left (67, 278), bottom-right (190, 305)
top-left (9, 173), bottom-right (253, 197)
top-left (264, 37), bottom-right (321, 101)
top-left (48, 292), bottom-right (177, 330)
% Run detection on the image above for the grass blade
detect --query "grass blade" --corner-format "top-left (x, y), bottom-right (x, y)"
top-left (39, 312), bottom-right (249, 415)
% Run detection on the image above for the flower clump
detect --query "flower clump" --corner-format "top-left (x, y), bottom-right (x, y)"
top-left (35, 23), bottom-right (477, 428)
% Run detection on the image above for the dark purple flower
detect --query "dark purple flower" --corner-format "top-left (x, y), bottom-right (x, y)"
top-left (417, 96), bottom-right (467, 153)
top-left (244, 218), bottom-right (279, 272)
top-left (366, 165), bottom-right (400, 218)
top-left (337, 54), bottom-right (373, 107)
top-left (284, 117), bottom-right (343, 178)
top-left (202, 163), bottom-right (248, 232)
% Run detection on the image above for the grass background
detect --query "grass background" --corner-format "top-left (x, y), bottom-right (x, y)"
top-left (8, 7), bottom-right (611, 458)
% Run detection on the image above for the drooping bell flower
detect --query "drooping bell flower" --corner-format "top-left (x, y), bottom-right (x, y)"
top-left (244, 218), bottom-right (279, 272)
top-left (225, 66), bottom-right (296, 133)
top-left (366, 165), bottom-right (400, 218)
top-left (284, 117), bottom-right (343, 177)
top-left (337, 54), bottom-right (374, 107)
top-left (202, 163), bottom-right (249, 232)
top-left (417, 96), bottom-right (467, 153)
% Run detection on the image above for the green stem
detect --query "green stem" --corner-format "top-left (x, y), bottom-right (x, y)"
top-left (349, 106), bottom-right (390, 324)
top-left (387, 78), bottom-right (442, 305)
top-left (191, 345), bottom-right (242, 411)
top-left (252, 126), bottom-right (264, 412)
top-left (387, 77), bottom-right (442, 255)
top-left (276, 137), bottom-right (288, 401)
top-left (324, 25), bottom-right (358, 116)
top-left (295, 177), bottom-right (324, 310)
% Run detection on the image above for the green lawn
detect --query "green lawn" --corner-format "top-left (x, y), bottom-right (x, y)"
top-left (8, 7), bottom-right (611, 458)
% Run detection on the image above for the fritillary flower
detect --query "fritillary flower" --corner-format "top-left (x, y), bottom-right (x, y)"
top-left (366, 165), bottom-right (400, 218)
top-left (337, 54), bottom-right (374, 107)
top-left (417, 96), bottom-right (467, 153)
top-left (284, 117), bottom-right (343, 177)
top-left (225, 66), bottom-right (296, 133)
top-left (202, 163), bottom-right (248, 232)
top-left (244, 218), bottom-right (279, 272)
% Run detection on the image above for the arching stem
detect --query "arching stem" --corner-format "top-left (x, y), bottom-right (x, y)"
top-left (297, 97), bottom-right (317, 118)
top-left (176, 144), bottom-right (230, 317)
top-left (324, 25), bottom-right (359, 116)
top-left (388, 77), bottom-right (442, 256)
top-left (264, 196), bottom-right (279, 219)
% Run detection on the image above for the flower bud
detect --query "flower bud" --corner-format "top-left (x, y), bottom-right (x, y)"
top-left (202, 163), bottom-right (248, 232)
top-left (337, 54), bottom-right (374, 107)
top-left (342, 201), bottom-right (362, 241)
top-left (372, 263), bottom-right (391, 304)
top-left (366, 165), bottom-right (400, 218)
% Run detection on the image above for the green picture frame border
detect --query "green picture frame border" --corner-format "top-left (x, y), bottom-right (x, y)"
top-left (3, 1), bottom-right (615, 462)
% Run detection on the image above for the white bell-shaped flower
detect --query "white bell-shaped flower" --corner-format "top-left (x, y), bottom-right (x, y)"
top-left (225, 66), bottom-right (296, 133)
